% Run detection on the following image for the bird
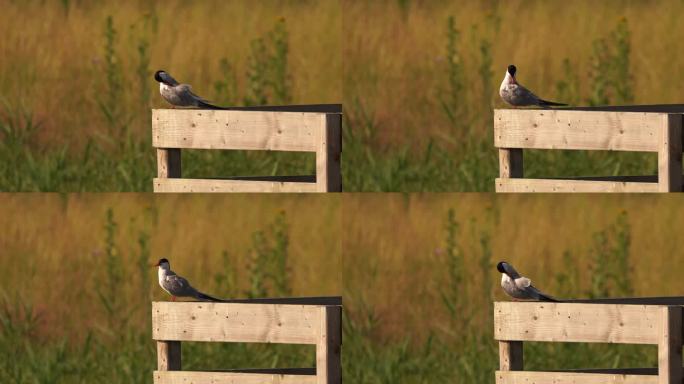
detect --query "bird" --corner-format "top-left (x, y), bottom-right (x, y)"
top-left (154, 70), bottom-right (223, 109)
top-left (154, 258), bottom-right (222, 302)
top-left (496, 261), bottom-right (557, 302)
top-left (499, 65), bottom-right (567, 108)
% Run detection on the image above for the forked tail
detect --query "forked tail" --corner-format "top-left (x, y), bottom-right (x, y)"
top-left (538, 99), bottom-right (567, 107)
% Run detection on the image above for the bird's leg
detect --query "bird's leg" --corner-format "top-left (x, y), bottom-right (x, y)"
top-left (172, 296), bottom-right (176, 302)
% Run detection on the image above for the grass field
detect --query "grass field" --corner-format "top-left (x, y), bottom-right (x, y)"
top-left (3, 194), bottom-right (684, 382)
top-left (0, 194), bottom-right (341, 383)
top-left (3, 1), bottom-right (684, 191)
top-left (344, 194), bottom-right (684, 382)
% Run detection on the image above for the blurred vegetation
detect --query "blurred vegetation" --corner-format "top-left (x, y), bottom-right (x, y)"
top-left (0, 195), bottom-right (340, 382)
top-left (343, 194), bottom-right (684, 381)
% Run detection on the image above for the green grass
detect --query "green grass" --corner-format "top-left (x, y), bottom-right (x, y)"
top-left (0, 204), bottom-right (660, 383)
top-left (0, 6), bottom-right (663, 192)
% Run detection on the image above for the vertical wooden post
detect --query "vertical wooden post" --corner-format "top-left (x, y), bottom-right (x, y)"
top-left (317, 306), bottom-right (342, 384)
top-left (658, 114), bottom-right (683, 192)
top-left (499, 341), bottom-right (523, 371)
top-left (157, 340), bottom-right (181, 371)
top-left (658, 306), bottom-right (682, 384)
top-left (316, 114), bottom-right (342, 192)
top-left (157, 149), bottom-right (181, 179)
top-left (499, 149), bottom-right (523, 179)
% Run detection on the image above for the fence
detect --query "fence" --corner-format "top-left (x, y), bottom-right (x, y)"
top-left (494, 297), bottom-right (684, 383)
top-left (153, 104), bottom-right (342, 192)
top-left (494, 105), bottom-right (684, 192)
top-left (153, 297), bottom-right (342, 384)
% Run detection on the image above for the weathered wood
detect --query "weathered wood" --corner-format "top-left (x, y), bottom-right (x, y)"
top-left (157, 341), bottom-right (181, 371)
top-left (658, 306), bottom-right (683, 384)
top-left (316, 114), bottom-right (342, 192)
top-left (495, 177), bottom-right (660, 193)
top-left (498, 149), bottom-right (523, 178)
top-left (494, 302), bottom-right (662, 344)
top-left (152, 302), bottom-right (322, 344)
top-left (494, 109), bottom-right (663, 152)
top-left (152, 109), bottom-right (324, 152)
top-left (317, 306), bottom-right (342, 384)
top-left (154, 370), bottom-right (316, 384)
top-left (496, 370), bottom-right (658, 384)
top-left (499, 341), bottom-right (523, 371)
top-left (156, 149), bottom-right (181, 178)
top-left (153, 178), bottom-right (318, 193)
top-left (658, 114), bottom-right (683, 192)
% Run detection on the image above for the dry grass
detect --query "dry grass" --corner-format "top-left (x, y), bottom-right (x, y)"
top-left (0, 194), bottom-right (341, 341)
top-left (344, 0), bottom-right (684, 147)
top-left (0, 0), bottom-right (341, 149)
top-left (343, 194), bottom-right (684, 342)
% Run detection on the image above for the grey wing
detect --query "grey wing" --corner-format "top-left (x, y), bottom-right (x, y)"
top-left (511, 85), bottom-right (541, 105)
top-left (177, 84), bottom-right (210, 105)
top-left (165, 274), bottom-right (196, 296)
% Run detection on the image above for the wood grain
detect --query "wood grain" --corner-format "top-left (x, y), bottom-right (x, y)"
top-left (494, 109), bottom-right (663, 152)
top-left (153, 178), bottom-right (318, 193)
top-left (154, 370), bottom-right (316, 384)
top-left (496, 370), bottom-right (658, 384)
top-left (152, 109), bottom-right (325, 152)
top-left (495, 178), bottom-right (660, 193)
top-left (494, 302), bottom-right (662, 344)
top-left (317, 306), bottom-right (342, 384)
top-left (152, 302), bottom-right (323, 344)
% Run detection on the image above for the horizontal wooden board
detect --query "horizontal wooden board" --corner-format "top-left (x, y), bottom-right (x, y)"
top-left (495, 178), bottom-right (660, 193)
top-left (153, 178), bottom-right (318, 193)
top-left (152, 302), bottom-right (322, 344)
top-left (154, 370), bottom-right (316, 384)
top-left (496, 370), bottom-right (657, 384)
top-left (494, 109), bottom-right (666, 152)
top-left (152, 109), bottom-right (326, 152)
top-left (494, 302), bottom-right (662, 344)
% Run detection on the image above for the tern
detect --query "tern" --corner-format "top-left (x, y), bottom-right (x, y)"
top-left (496, 261), bottom-right (557, 302)
top-left (499, 65), bottom-right (567, 108)
top-left (155, 258), bottom-right (222, 302)
top-left (154, 70), bottom-right (223, 109)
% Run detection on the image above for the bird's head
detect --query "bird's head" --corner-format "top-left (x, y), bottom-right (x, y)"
top-left (507, 65), bottom-right (517, 77)
top-left (154, 70), bottom-right (167, 83)
top-left (496, 261), bottom-right (508, 274)
top-left (154, 258), bottom-right (170, 269)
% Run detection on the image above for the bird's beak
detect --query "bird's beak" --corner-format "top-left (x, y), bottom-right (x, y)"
top-left (151, 261), bottom-right (159, 268)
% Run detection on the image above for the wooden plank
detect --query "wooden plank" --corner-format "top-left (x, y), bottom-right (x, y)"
top-left (498, 149), bottom-right (523, 178)
top-left (658, 114), bottom-right (683, 192)
top-left (152, 109), bottom-right (325, 152)
top-left (156, 149), bottom-right (181, 178)
top-left (153, 178), bottom-right (319, 193)
top-left (495, 178), bottom-right (660, 193)
top-left (154, 370), bottom-right (316, 384)
top-left (317, 306), bottom-right (342, 384)
top-left (494, 302), bottom-right (662, 344)
top-left (496, 370), bottom-right (658, 384)
top-left (494, 109), bottom-right (664, 152)
top-left (658, 306), bottom-right (683, 384)
top-left (316, 114), bottom-right (342, 192)
top-left (152, 302), bottom-right (322, 344)
top-left (157, 341), bottom-right (181, 371)
top-left (499, 341), bottom-right (523, 371)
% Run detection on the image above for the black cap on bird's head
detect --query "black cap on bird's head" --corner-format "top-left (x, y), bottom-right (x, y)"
top-left (507, 65), bottom-right (516, 76)
top-left (154, 70), bottom-right (166, 83)
top-left (155, 258), bottom-right (170, 267)
top-left (496, 261), bottom-right (507, 274)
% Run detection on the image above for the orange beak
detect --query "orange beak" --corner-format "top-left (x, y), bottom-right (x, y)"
top-left (151, 261), bottom-right (160, 268)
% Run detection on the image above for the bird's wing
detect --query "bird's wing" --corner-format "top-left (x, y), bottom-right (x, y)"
top-left (164, 274), bottom-right (195, 296)
top-left (178, 84), bottom-right (212, 104)
top-left (512, 84), bottom-right (541, 105)
top-left (514, 276), bottom-right (532, 289)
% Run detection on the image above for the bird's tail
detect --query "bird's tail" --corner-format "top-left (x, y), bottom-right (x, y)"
top-left (538, 99), bottom-right (567, 107)
top-left (196, 291), bottom-right (222, 302)
top-left (197, 100), bottom-right (224, 110)
top-left (539, 293), bottom-right (558, 302)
